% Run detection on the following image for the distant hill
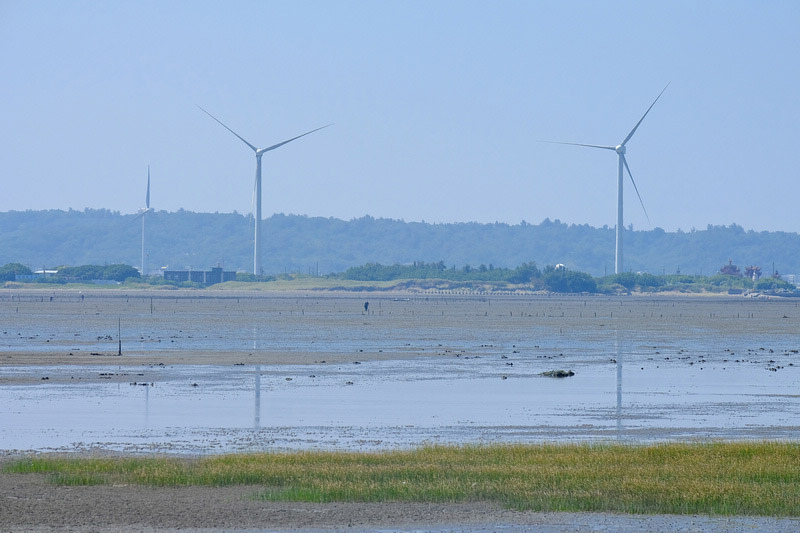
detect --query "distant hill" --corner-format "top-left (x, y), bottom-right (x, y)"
top-left (1, 209), bottom-right (799, 278)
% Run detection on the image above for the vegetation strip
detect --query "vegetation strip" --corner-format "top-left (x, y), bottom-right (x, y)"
top-left (5, 258), bottom-right (797, 294)
top-left (5, 442), bottom-right (799, 516)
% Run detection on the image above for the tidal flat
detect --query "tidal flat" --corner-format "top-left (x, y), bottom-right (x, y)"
top-left (1, 290), bottom-right (798, 454)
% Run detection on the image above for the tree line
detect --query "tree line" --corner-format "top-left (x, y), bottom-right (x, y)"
top-left (334, 262), bottom-right (795, 294)
top-left (2, 209), bottom-right (800, 278)
top-left (1, 263), bottom-right (140, 283)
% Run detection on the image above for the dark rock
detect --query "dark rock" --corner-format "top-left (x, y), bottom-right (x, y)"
top-left (539, 370), bottom-right (574, 378)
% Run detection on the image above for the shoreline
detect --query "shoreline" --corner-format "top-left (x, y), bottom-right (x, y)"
top-left (0, 285), bottom-right (788, 298)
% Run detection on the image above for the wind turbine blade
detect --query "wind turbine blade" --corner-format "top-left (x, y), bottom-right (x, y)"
top-left (621, 83), bottom-right (669, 146)
top-left (146, 165), bottom-right (151, 209)
top-left (259, 124), bottom-right (333, 154)
top-left (621, 154), bottom-right (651, 226)
top-left (539, 140), bottom-right (616, 151)
top-left (196, 104), bottom-right (259, 153)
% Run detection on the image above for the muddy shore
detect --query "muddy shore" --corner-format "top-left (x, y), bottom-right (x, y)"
top-left (2, 467), bottom-right (800, 532)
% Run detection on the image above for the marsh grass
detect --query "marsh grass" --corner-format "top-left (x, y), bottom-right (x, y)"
top-left (5, 442), bottom-right (799, 516)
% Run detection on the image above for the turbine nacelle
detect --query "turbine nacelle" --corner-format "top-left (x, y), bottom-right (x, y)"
top-left (132, 207), bottom-right (152, 221)
top-left (615, 144), bottom-right (626, 155)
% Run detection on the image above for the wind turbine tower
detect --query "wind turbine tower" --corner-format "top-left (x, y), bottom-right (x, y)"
top-left (133, 166), bottom-right (152, 276)
top-left (198, 106), bottom-right (331, 276)
top-left (545, 84), bottom-right (668, 274)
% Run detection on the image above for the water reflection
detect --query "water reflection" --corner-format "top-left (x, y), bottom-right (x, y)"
top-left (615, 328), bottom-right (622, 436)
top-left (145, 383), bottom-right (150, 428)
top-left (253, 327), bottom-right (261, 428)
top-left (2, 356), bottom-right (798, 454)
top-left (254, 368), bottom-right (261, 428)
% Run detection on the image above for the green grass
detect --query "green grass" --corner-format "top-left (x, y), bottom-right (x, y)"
top-left (5, 442), bottom-right (800, 516)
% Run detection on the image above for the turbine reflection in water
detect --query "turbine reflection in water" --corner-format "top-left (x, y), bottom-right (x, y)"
top-left (254, 327), bottom-right (261, 428)
top-left (615, 328), bottom-right (623, 436)
top-left (145, 383), bottom-right (150, 429)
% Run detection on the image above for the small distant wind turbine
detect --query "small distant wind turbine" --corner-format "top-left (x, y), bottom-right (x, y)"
top-left (197, 105), bottom-right (331, 276)
top-left (544, 84), bottom-right (668, 274)
top-left (133, 166), bottom-right (152, 276)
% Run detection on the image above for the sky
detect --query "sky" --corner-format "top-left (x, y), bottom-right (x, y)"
top-left (1, 0), bottom-right (799, 233)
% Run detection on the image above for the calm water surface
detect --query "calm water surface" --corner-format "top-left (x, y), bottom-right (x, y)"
top-left (1, 292), bottom-right (798, 453)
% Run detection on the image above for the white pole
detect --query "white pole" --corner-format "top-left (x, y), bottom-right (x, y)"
top-left (615, 154), bottom-right (624, 274)
top-left (141, 214), bottom-right (146, 277)
top-left (254, 154), bottom-right (262, 276)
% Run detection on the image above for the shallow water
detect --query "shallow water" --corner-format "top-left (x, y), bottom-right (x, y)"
top-left (1, 292), bottom-right (799, 453)
top-left (2, 358), bottom-right (798, 453)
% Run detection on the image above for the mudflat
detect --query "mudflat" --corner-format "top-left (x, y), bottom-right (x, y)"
top-left (2, 289), bottom-right (798, 450)
top-left (2, 289), bottom-right (799, 530)
top-left (2, 466), bottom-right (800, 532)
top-left (2, 288), bottom-right (798, 369)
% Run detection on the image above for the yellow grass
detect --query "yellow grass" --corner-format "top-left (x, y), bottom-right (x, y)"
top-left (5, 442), bottom-right (800, 516)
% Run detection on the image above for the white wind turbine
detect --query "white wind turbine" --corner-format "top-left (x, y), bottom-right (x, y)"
top-left (545, 84), bottom-right (668, 274)
top-left (197, 105), bottom-right (331, 276)
top-left (133, 166), bottom-right (152, 276)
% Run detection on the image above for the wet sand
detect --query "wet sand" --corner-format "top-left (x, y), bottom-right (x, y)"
top-left (2, 288), bottom-right (798, 368)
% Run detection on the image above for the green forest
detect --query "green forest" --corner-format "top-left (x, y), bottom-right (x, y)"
top-left (1, 209), bottom-right (799, 279)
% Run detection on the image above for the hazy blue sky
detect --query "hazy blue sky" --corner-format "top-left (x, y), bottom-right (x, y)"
top-left (1, 1), bottom-right (798, 232)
